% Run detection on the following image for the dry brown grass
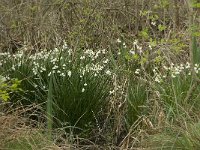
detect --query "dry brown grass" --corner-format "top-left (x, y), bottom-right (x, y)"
top-left (0, 0), bottom-right (196, 52)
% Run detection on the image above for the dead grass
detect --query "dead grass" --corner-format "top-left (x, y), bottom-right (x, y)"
top-left (0, 104), bottom-right (72, 150)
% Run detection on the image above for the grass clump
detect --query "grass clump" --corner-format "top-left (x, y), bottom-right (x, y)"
top-left (126, 77), bottom-right (148, 127)
top-left (0, 46), bottom-right (113, 134)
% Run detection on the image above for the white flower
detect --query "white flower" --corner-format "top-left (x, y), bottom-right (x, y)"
top-left (117, 52), bottom-right (121, 55)
top-left (68, 49), bottom-right (72, 55)
top-left (195, 67), bottom-right (199, 73)
top-left (155, 76), bottom-right (161, 83)
top-left (109, 90), bottom-right (115, 95)
top-left (48, 72), bottom-right (52, 77)
top-left (133, 39), bottom-right (138, 45)
top-left (185, 62), bottom-right (190, 69)
top-left (50, 58), bottom-right (57, 63)
top-left (84, 83), bottom-right (87, 86)
top-left (171, 74), bottom-right (176, 78)
top-left (81, 88), bottom-right (85, 92)
top-left (163, 66), bottom-right (168, 70)
top-left (129, 50), bottom-right (135, 55)
top-left (149, 45), bottom-right (152, 50)
top-left (33, 68), bottom-right (37, 75)
top-left (105, 70), bottom-right (112, 75)
top-left (180, 64), bottom-right (184, 70)
top-left (12, 65), bottom-right (15, 71)
top-left (67, 71), bottom-right (72, 77)
top-left (135, 69), bottom-right (140, 74)
top-left (84, 49), bottom-right (95, 57)
top-left (62, 41), bottom-right (68, 49)
top-left (60, 73), bottom-right (65, 77)
top-left (95, 50), bottom-right (101, 59)
top-left (41, 67), bottom-right (46, 71)
top-left (80, 56), bottom-right (85, 60)
top-left (5, 76), bottom-right (10, 80)
top-left (103, 59), bottom-right (109, 64)
top-left (54, 48), bottom-right (59, 52)
top-left (174, 70), bottom-right (180, 75)
top-left (34, 84), bottom-right (38, 88)
top-left (137, 45), bottom-right (142, 51)
top-left (102, 49), bottom-right (106, 54)
top-left (123, 42), bottom-right (127, 48)
top-left (52, 65), bottom-right (58, 70)
top-left (82, 69), bottom-right (86, 76)
top-left (151, 21), bottom-right (156, 26)
top-left (18, 62), bottom-right (21, 67)
top-left (116, 38), bottom-right (121, 43)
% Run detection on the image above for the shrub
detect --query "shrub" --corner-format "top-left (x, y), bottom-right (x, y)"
top-left (0, 75), bottom-right (21, 103)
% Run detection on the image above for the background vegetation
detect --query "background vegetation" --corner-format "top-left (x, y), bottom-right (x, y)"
top-left (0, 0), bottom-right (200, 149)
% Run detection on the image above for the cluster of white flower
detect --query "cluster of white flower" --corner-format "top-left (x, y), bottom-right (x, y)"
top-left (109, 84), bottom-right (122, 95)
top-left (0, 43), bottom-right (114, 93)
top-left (153, 67), bottom-right (163, 83)
top-left (135, 69), bottom-right (140, 75)
top-left (154, 62), bottom-right (200, 83)
top-left (78, 49), bottom-right (112, 78)
top-left (116, 38), bottom-right (155, 58)
top-left (132, 62), bottom-right (200, 83)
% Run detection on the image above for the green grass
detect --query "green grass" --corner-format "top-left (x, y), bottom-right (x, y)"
top-left (145, 121), bottom-right (200, 150)
top-left (126, 77), bottom-right (148, 127)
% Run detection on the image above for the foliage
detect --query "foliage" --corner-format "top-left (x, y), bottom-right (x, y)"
top-left (0, 75), bottom-right (21, 102)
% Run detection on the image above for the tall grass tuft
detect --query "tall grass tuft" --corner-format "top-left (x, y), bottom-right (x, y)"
top-left (47, 74), bottom-right (53, 140)
top-left (126, 77), bottom-right (148, 127)
top-left (192, 36), bottom-right (200, 64)
top-left (0, 47), bottom-right (112, 134)
top-left (154, 64), bottom-right (200, 121)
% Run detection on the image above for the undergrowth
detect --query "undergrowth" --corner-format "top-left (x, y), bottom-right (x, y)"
top-left (0, 0), bottom-right (200, 149)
